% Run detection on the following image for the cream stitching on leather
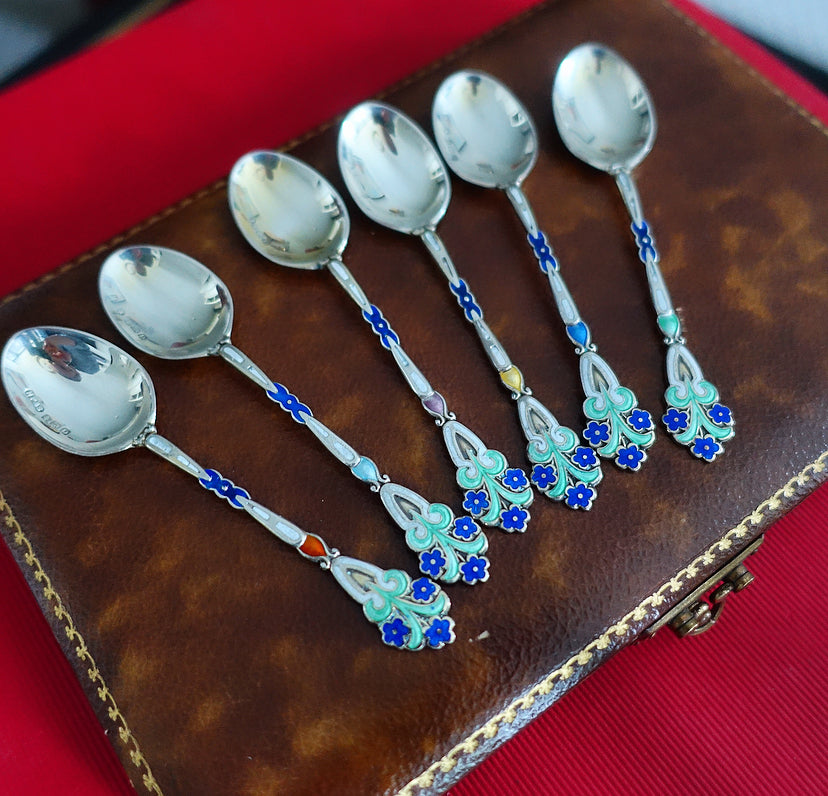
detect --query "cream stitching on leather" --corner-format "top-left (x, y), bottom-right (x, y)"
top-left (398, 450), bottom-right (828, 794)
top-left (0, 492), bottom-right (163, 795)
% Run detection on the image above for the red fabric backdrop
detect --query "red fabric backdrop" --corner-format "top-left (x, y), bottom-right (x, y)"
top-left (0, 1), bottom-right (825, 793)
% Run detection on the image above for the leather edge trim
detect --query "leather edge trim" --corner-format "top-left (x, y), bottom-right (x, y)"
top-left (0, 490), bottom-right (164, 796)
top-left (397, 449), bottom-right (828, 794)
top-left (661, 0), bottom-right (828, 137)
top-left (0, 0), bottom-right (825, 790)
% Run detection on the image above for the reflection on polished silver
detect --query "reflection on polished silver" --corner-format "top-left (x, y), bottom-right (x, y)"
top-left (0, 326), bottom-right (454, 650)
top-left (339, 101), bottom-right (601, 509)
top-left (99, 246), bottom-right (486, 584)
top-left (552, 43), bottom-right (734, 461)
top-left (228, 150), bottom-right (533, 531)
top-left (433, 69), bottom-right (655, 471)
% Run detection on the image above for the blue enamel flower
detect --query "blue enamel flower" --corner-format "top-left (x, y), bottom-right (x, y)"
top-left (425, 617), bottom-right (454, 648)
top-left (531, 464), bottom-right (557, 489)
top-left (692, 435), bottom-right (722, 461)
top-left (502, 468), bottom-right (529, 491)
top-left (460, 555), bottom-right (489, 585)
top-left (463, 489), bottom-right (490, 516)
top-left (452, 516), bottom-right (479, 540)
top-left (617, 445), bottom-right (645, 471)
top-left (663, 407), bottom-right (689, 433)
top-left (565, 483), bottom-right (596, 510)
top-left (709, 403), bottom-right (733, 425)
top-left (572, 446), bottom-right (598, 469)
top-left (411, 576), bottom-right (438, 602)
top-left (381, 617), bottom-right (410, 648)
top-left (500, 505), bottom-right (529, 532)
top-left (419, 549), bottom-right (446, 578)
top-left (584, 420), bottom-right (611, 446)
top-left (629, 408), bottom-right (653, 432)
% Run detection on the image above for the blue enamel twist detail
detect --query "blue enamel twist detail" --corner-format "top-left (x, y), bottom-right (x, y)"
top-left (449, 279), bottom-right (482, 321)
top-left (527, 230), bottom-right (558, 273)
top-left (199, 468), bottom-right (250, 508)
top-left (266, 382), bottom-right (311, 423)
top-left (362, 304), bottom-right (399, 350)
top-left (632, 220), bottom-right (658, 263)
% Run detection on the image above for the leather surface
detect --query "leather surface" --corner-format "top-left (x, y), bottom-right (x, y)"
top-left (0, 0), bottom-right (826, 793)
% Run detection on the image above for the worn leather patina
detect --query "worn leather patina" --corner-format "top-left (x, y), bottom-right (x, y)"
top-left (1, 1), bottom-right (826, 793)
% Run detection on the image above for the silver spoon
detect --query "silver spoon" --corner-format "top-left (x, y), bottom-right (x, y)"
top-left (227, 150), bottom-right (533, 532)
top-left (1, 326), bottom-right (454, 650)
top-left (432, 70), bottom-right (656, 472)
top-left (552, 42), bottom-right (734, 461)
top-left (338, 101), bottom-right (602, 510)
top-left (98, 245), bottom-right (489, 585)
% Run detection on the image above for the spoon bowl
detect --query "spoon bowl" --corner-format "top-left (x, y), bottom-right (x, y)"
top-left (99, 246), bottom-right (232, 360)
top-left (1, 327), bottom-right (155, 456)
top-left (552, 42), bottom-right (656, 174)
top-left (338, 101), bottom-right (450, 234)
top-left (432, 69), bottom-right (537, 189)
top-left (228, 150), bottom-right (349, 269)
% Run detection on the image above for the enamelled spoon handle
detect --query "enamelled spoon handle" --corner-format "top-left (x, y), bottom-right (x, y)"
top-left (324, 258), bottom-right (453, 422)
top-left (615, 171), bottom-right (735, 461)
top-left (140, 432), bottom-right (454, 650)
top-left (218, 341), bottom-right (390, 487)
top-left (419, 229), bottom-right (603, 510)
top-left (216, 341), bottom-right (490, 584)
top-left (325, 258), bottom-right (534, 532)
top-left (505, 184), bottom-right (656, 470)
top-left (615, 172), bottom-right (676, 321)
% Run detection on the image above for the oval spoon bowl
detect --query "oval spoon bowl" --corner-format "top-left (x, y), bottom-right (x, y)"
top-left (552, 42), bottom-right (656, 173)
top-left (99, 246), bottom-right (233, 360)
top-left (432, 69), bottom-right (538, 189)
top-left (1, 326), bottom-right (155, 456)
top-left (338, 101), bottom-right (450, 234)
top-left (228, 150), bottom-right (349, 269)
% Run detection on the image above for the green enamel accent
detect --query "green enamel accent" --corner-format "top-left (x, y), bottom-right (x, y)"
top-left (362, 569), bottom-right (450, 652)
top-left (456, 448), bottom-right (533, 527)
top-left (404, 502), bottom-right (486, 583)
top-left (527, 424), bottom-right (601, 500)
top-left (583, 386), bottom-right (656, 459)
top-left (665, 379), bottom-right (734, 446)
top-left (657, 312), bottom-right (681, 340)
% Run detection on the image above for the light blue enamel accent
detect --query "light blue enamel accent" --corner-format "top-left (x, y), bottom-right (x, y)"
top-left (351, 456), bottom-right (382, 484)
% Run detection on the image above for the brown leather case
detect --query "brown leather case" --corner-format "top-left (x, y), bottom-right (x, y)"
top-left (1, 1), bottom-right (827, 793)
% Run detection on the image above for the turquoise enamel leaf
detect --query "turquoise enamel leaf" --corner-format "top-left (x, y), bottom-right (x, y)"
top-left (662, 344), bottom-right (734, 461)
top-left (517, 394), bottom-right (602, 510)
top-left (579, 351), bottom-right (655, 469)
top-left (442, 419), bottom-right (533, 532)
top-left (379, 483), bottom-right (489, 585)
top-left (329, 556), bottom-right (454, 651)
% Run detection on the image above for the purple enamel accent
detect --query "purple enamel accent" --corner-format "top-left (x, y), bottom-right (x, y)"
top-left (422, 392), bottom-right (447, 417)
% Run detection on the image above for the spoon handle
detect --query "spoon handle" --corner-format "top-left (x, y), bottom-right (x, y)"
top-left (615, 172), bottom-right (735, 461)
top-left (325, 258), bottom-right (534, 531)
top-left (217, 342), bottom-right (489, 583)
top-left (140, 432), bottom-right (454, 650)
top-left (420, 230), bottom-right (602, 509)
top-left (505, 185), bottom-right (656, 469)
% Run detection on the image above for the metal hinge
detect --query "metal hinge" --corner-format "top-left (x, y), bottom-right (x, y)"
top-left (646, 536), bottom-right (764, 638)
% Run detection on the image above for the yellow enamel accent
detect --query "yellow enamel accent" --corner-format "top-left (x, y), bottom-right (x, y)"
top-left (499, 365), bottom-right (524, 394)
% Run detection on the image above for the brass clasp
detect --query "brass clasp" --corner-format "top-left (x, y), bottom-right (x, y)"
top-left (646, 536), bottom-right (763, 638)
